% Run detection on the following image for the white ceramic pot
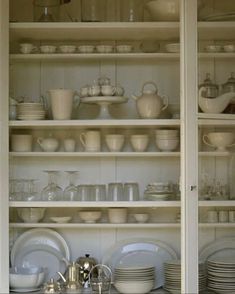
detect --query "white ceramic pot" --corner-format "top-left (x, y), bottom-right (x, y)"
top-left (37, 136), bottom-right (59, 152)
top-left (48, 89), bottom-right (79, 120)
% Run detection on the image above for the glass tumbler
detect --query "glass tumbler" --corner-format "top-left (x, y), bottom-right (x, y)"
top-left (77, 184), bottom-right (91, 201)
top-left (90, 184), bottom-right (106, 201)
top-left (124, 182), bottom-right (139, 201)
top-left (108, 183), bottom-right (124, 201)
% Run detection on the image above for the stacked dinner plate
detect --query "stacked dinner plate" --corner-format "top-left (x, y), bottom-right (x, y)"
top-left (114, 265), bottom-right (155, 294)
top-left (144, 182), bottom-right (174, 201)
top-left (164, 260), bottom-right (207, 293)
top-left (17, 103), bottom-right (46, 120)
top-left (207, 256), bottom-right (235, 293)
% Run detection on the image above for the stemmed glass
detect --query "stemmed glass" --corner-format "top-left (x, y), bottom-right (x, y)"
top-left (41, 171), bottom-right (63, 201)
top-left (63, 171), bottom-right (79, 201)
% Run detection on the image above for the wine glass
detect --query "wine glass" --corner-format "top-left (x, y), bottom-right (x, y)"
top-left (41, 171), bottom-right (62, 201)
top-left (63, 171), bottom-right (79, 201)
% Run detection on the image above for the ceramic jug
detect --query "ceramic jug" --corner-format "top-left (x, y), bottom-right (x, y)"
top-left (37, 135), bottom-right (59, 152)
top-left (132, 81), bottom-right (168, 119)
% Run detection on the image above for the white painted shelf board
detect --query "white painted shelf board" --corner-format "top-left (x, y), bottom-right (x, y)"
top-left (198, 113), bottom-right (235, 120)
top-left (199, 52), bottom-right (235, 59)
top-left (199, 151), bottom-right (230, 157)
top-left (10, 22), bottom-right (180, 42)
top-left (9, 151), bottom-right (181, 157)
top-left (10, 53), bottom-right (180, 61)
top-left (198, 21), bottom-right (235, 40)
top-left (9, 222), bottom-right (180, 229)
top-left (199, 200), bottom-right (235, 207)
top-left (9, 119), bottom-right (181, 128)
top-left (9, 201), bottom-right (181, 208)
top-left (199, 223), bottom-right (235, 228)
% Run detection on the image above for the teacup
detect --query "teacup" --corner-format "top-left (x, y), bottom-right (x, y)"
top-left (79, 85), bottom-right (90, 97)
top-left (59, 45), bottom-right (76, 53)
top-left (130, 134), bottom-right (149, 152)
top-left (101, 85), bottom-right (116, 96)
top-left (20, 43), bottom-right (37, 54)
top-left (11, 134), bottom-right (33, 152)
top-left (40, 45), bottom-right (57, 53)
top-left (80, 130), bottom-right (101, 152)
top-left (105, 134), bottom-right (125, 152)
top-left (88, 85), bottom-right (101, 96)
top-left (116, 45), bottom-right (133, 53)
top-left (78, 45), bottom-right (95, 53)
top-left (203, 132), bottom-right (235, 151)
top-left (96, 45), bottom-right (113, 53)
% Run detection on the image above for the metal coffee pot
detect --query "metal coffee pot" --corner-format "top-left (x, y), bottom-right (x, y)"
top-left (43, 278), bottom-right (62, 294)
top-left (76, 254), bottom-right (98, 288)
top-left (57, 262), bottom-right (82, 293)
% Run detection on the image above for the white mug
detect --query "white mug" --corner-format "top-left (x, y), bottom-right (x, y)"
top-left (218, 210), bottom-right (228, 223)
top-left (80, 130), bottom-right (101, 152)
top-left (207, 210), bottom-right (218, 223)
top-left (11, 134), bottom-right (33, 152)
top-left (63, 138), bottom-right (76, 152)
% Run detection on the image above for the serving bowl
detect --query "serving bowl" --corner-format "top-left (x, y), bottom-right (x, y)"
top-left (203, 132), bottom-right (235, 151)
top-left (133, 213), bottom-right (149, 223)
top-left (10, 266), bottom-right (45, 289)
top-left (78, 210), bottom-right (102, 223)
top-left (145, 0), bottom-right (179, 21)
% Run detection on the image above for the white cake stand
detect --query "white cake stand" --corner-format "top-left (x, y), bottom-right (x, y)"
top-left (80, 96), bottom-right (128, 119)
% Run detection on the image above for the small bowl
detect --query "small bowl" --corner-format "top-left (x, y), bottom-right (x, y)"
top-left (155, 138), bottom-right (179, 151)
top-left (205, 45), bottom-right (222, 52)
top-left (130, 135), bottom-right (149, 152)
top-left (40, 45), bottom-right (57, 54)
top-left (78, 210), bottom-right (102, 223)
top-left (223, 44), bottom-right (235, 52)
top-left (59, 45), bottom-right (76, 53)
top-left (116, 45), bottom-right (133, 53)
top-left (96, 45), bottom-right (113, 53)
top-left (78, 45), bottom-right (95, 53)
top-left (165, 43), bottom-right (180, 53)
top-left (133, 213), bottom-right (149, 223)
top-left (50, 216), bottom-right (72, 223)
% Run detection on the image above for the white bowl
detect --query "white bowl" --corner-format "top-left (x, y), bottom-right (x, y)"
top-left (105, 134), bottom-right (125, 152)
top-left (155, 138), bottom-right (179, 151)
top-left (17, 208), bottom-right (46, 223)
top-left (78, 210), bottom-right (102, 223)
top-left (40, 45), bottom-right (57, 54)
top-left (155, 129), bottom-right (179, 136)
top-left (59, 45), bottom-right (76, 53)
top-left (133, 213), bottom-right (149, 223)
top-left (114, 280), bottom-right (154, 294)
top-left (165, 43), bottom-right (180, 53)
top-left (116, 45), bottom-right (133, 53)
top-left (9, 266), bottom-right (45, 289)
top-left (224, 44), bottom-right (235, 52)
top-left (205, 45), bottom-right (222, 52)
top-left (96, 45), bottom-right (113, 53)
top-left (146, 0), bottom-right (179, 21)
top-left (203, 132), bottom-right (235, 151)
top-left (130, 135), bottom-right (149, 152)
top-left (108, 208), bottom-right (128, 223)
top-left (78, 45), bottom-right (95, 53)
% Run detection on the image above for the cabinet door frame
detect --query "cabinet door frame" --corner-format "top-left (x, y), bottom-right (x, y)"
top-left (0, 0), bottom-right (9, 292)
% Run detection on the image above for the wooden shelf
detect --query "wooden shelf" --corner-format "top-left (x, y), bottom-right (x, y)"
top-left (199, 52), bottom-right (235, 59)
top-left (199, 200), bottom-right (235, 207)
top-left (9, 201), bottom-right (181, 208)
top-left (10, 22), bottom-right (180, 42)
top-left (9, 119), bottom-right (181, 128)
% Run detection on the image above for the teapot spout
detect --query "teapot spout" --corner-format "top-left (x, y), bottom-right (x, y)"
top-left (57, 271), bottom-right (67, 283)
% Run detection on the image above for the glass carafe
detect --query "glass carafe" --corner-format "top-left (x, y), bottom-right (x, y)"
top-left (82, 0), bottom-right (106, 22)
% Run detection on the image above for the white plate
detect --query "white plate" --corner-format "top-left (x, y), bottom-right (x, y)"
top-left (11, 228), bottom-right (70, 280)
top-left (11, 287), bottom-right (40, 293)
top-left (102, 238), bottom-right (178, 289)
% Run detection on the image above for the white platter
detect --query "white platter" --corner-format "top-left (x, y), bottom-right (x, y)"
top-left (11, 228), bottom-right (70, 280)
top-left (102, 238), bottom-right (178, 289)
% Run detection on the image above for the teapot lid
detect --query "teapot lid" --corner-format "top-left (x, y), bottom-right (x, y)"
top-left (76, 254), bottom-right (97, 269)
top-left (199, 73), bottom-right (219, 90)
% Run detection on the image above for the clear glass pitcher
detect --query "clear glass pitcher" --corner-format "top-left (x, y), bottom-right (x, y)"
top-left (33, 0), bottom-right (60, 22)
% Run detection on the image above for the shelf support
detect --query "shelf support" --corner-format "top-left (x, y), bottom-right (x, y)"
top-left (180, 0), bottom-right (198, 293)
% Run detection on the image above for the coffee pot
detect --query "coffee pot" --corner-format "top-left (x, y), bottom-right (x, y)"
top-left (43, 278), bottom-right (62, 294)
top-left (57, 262), bottom-right (82, 293)
top-left (76, 254), bottom-right (98, 288)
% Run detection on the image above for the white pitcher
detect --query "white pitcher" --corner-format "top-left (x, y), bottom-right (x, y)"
top-left (48, 89), bottom-right (80, 120)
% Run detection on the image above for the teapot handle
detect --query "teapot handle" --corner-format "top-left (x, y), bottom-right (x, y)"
top-left (142, 81), bottom-right (158, 93)
top-left (161, 95), bottom-right (169, 111)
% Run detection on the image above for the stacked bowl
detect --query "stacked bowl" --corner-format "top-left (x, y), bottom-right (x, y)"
top-left (155, 129), bottom-right (180, 151)
top-left (114, 265), bottom-right (155, 294)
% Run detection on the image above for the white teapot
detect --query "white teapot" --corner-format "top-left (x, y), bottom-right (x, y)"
top-left (37, 135), bottom-right (59, 152)
top-left (132, 81), bottom-right (168, 119)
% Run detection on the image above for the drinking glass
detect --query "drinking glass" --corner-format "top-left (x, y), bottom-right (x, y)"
top-left (77, 184), bottom-right (91, 201)
top-left (63, 171), bottom-right (79, 201)
top-left (108, 183), bottom-right (124, 201)
top-left (90, 184), bottom-right (106, 201)
top-left (123, 182), bottom-right (139, 201)
top-left (41, 170), bottom-right (62, 201)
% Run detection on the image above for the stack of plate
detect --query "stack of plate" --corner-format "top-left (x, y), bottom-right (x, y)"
top-left (114, 265), bottom-right (155, 294)
top-left (207, 256), bottom-right (235, 293)
top-left (144, 182), bottom-right (174, 201)
top-left (17, 103), bottom-right (46, 120)
top-left (164, 260), bottom-right (207, 293)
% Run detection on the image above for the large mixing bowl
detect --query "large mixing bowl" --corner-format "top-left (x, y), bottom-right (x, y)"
top-left (146, 0), bottom-right (179, 21)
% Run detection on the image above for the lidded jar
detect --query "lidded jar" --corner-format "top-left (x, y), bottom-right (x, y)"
top-left (222, 72), bottom-right (235, 94)
top-left (199, 73), bottom-right (219, 98)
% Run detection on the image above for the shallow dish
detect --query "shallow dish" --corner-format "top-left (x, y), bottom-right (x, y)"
top-left (50, 216), bottom-right (72, 223)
